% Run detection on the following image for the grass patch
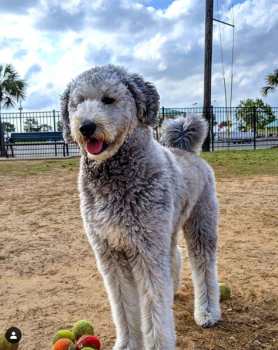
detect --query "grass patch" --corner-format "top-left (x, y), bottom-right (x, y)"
top-left (18, 208), bottom-right (27, 215)
top-left (9, 248), bottom-right (30, 254)
top-left (0, 256), bottom-right (9, 260)
top-left (41, 211), bottom-right (51, 217)
top-left (66, 190), bottom-right (75, 195)
top-left (0, 157), bottom-right (80, 177)
top-left (201, 148), bottom-right (278, 178)
top-left (0, 149), bottom-right (277, 179)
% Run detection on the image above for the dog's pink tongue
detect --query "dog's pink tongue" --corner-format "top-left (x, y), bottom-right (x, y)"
top-left (86, 140), bottom-right (103, 154)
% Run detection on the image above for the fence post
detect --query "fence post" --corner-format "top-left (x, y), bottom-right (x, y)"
top-left (253, 106), bottom-right (256, 150)
top-left (211, 105), bottom-right (214, 151)
top-left (53, 110), bottom-right (56, 132)
top-left (53, 109), bottom-right (57, 156)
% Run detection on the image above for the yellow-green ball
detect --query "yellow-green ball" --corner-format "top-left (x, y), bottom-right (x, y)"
top-left (53, 330), bottom-right (75, 345)
top-left (219, 282), bottom-right (231, 301)
top-left (0, 333), bottom-right (19, 350)
top-left (82, 348), bottom-right (95, 350)
top-left (72, 320), bottom-right (94, 341)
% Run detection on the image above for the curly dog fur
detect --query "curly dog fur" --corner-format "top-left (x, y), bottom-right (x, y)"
top-left (61, 64), bottom-right (221, 350)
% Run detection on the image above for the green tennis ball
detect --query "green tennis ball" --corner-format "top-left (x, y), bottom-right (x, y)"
top-left (0, 333), bottom-right (19, 350)
top-left (82, 348), bottom-right (96, 350)
top-left (219, 282), bottom-right (231, 301)
top-left (72, 320), bottom-right (94, 341)
top-left (53, 330), bottom-right (75, 345)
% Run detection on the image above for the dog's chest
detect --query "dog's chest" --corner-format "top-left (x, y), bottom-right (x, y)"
top-left (85, 197), bottom-right (139, 251)
top-left (98, 221), bottom-right (130, 251)
top-left (80, 156), bottom-right (168, 251)
top-left (81, 181), bottom-right (143, 251)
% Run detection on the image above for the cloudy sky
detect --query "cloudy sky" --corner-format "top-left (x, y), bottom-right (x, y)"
top-left (0, 0), bottom-right (277, 112)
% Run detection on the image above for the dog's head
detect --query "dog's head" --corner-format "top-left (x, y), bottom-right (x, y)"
top-left (60, 65), bottom-right (160, 161)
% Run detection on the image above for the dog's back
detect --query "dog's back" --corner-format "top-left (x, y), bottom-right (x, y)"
top-left (159, 113), bottom-right (216, 217)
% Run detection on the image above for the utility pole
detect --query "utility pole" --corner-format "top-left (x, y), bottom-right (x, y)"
top-left (202, 0), bottom-right (214, 152)
top-left (202, 1), bottom-right (235, 152)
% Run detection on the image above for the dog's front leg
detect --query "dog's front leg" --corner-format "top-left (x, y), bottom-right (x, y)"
top-left (131, 251), bottom-right (176, 350)
top-left (92, 239), bottom-right (143, 350)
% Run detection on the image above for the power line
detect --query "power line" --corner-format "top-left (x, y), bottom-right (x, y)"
top-left (216, 0), bottom-right (227, 110)
top-left (225, 0), bottom-right (234, 23)
top-left (203, 0), bottom-right (235, 150)
top-left (214, 0), bottom-right (236, 132)
top-left (229, 0), bottom-right (235, 110)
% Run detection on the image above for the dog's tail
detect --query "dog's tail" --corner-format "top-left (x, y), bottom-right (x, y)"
top-left (161, 113), bottom-right (208, 154)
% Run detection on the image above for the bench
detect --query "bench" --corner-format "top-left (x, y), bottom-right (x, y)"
top-left (6, 132), bottom-right (69, 158)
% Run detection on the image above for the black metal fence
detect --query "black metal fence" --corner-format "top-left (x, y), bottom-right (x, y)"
top-left (0, 107), bottom-right (278, 158)
top-left (159, 107), bottom-right (278, 151)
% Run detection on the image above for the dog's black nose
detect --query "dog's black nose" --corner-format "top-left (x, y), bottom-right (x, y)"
top-left (79, 122), bottom-right (97, 137)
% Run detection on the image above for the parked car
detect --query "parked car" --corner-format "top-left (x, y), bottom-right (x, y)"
top-left (213, 129), bottom-right (257, 144)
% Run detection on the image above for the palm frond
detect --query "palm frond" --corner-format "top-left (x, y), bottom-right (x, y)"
top-left (262, 68), bottom-right (278, 97)
top-left (3, 64), bottom-right (19, 78)
top-left (261, 85), bottom-right (275, 97)
top-left (0, 63), bottom-right (27, 107)
top-left (265, 74), bottom-right (278, 86)
top-left (2, 96), bottom-right (16, 108)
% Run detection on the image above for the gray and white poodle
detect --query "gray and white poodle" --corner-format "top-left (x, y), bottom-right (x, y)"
top-left (61, 64), bottom-right (221, 350)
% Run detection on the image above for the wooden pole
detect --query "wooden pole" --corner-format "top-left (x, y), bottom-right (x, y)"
top-left (202, 0), bottom-right (214, 152)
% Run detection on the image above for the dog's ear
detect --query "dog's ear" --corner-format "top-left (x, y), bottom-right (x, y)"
top-left (126, 73), bottom-right (160, 127)
top-left (60, 83), bottom-right (73, 143)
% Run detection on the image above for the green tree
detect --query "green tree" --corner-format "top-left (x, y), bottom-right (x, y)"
top-left (261, 68), bottom-right (278, 97)
top-left (2, 121), bottom-right (15, 133)
top-left (24, 117), bottom-right (41, 132)
top-left (40, 124), bottom-right (52, 132)
top-left (24, 118), bottom-right (52, 132)
top-left (235, 98), bottom-right (276, 130)
top-left (212, 114), bottom-right (218, 126)
top-left (0, 64), bottom-right (27, 156)
top-left (238, 121), bottom-right (247, 132)
top-left (57, 120), bottom-right (63, 131)
top-left (219, 120), bottom-right (232, 127)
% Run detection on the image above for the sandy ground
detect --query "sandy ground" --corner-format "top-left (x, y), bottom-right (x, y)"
top-left (0, 163), bottom-right (278, 350)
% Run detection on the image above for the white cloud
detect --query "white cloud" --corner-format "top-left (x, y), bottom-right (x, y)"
top-left (134, 34), bottom-right (167, 61)
top-left (0, 0), bottom-right (277, 111)
top-left (163, 0), bottom-right (191, 18)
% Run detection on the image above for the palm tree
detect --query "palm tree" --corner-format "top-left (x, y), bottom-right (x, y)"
top-left (0, 64), bottom-right (27, 156)
top-left (261, 68), bottom-right (278, 97)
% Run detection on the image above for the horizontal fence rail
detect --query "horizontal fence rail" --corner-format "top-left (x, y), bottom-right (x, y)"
top-left (0, 107), bottom-right (278, 158)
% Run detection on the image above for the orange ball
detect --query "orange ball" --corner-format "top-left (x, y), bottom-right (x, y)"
top-left (52, 338), bottom-right (73, 350)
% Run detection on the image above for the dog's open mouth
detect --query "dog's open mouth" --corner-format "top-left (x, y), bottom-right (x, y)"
top-left (86, 138), bottom-right (109, 155)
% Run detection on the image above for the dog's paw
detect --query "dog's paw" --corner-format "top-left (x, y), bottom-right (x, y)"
top-left (113, 339), bottom-right (142, 350)
top-left (113, 338), bottom-right (127, 350)
top-left (113, 345), bottom-right (141, 350)
top-left (194, 305), bottom-right (221, 327)
top-left (113, 342), bottom-right (127, 350)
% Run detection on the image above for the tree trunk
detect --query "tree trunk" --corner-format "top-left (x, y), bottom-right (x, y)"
top-left (0, 103), bottom-right (8, 157)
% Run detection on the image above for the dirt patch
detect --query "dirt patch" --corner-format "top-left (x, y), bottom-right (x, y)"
top-left (0, 167), bottom-right (277, 349)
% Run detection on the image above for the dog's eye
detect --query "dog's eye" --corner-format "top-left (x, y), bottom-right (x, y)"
top-left (102, 96), bottom-right (115, 105)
